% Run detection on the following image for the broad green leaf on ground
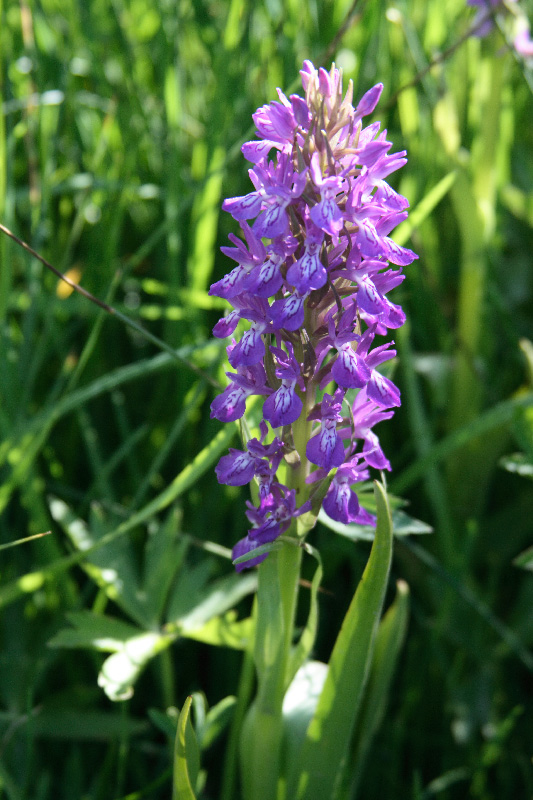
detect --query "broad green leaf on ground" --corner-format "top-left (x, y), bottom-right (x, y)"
top-left (98, 630), bottom-right (175, 701)
top-left (48, 496), bottom-right (152, 628)
top-left (48, 610), bottom-right (142, 651)
top-left (142, 510), bottom-right (188, 623)
top-left (499, 452), bottom-right (533, 479)
top-left (179, 611), bottom-right (253, 650)
top-left (318, 506), bottom-right (432, 541)
top-left (168, 571), bottom-right (257, 633)
top-left (173, 696), bottom-right (200, 800)
top-left (289, 482), bottom-right (393, 800)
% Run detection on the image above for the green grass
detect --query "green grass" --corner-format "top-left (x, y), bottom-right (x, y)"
top-left (1, 0), bottom-right (533, 797)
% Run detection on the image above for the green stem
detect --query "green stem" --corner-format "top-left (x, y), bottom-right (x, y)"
top-left (240, 540), bottom-right (303, 800)
top-left (239, 372), bottom-right (315, 800)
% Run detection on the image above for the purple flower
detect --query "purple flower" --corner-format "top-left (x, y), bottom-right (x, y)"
top-left (209, 61), bottom-right (417, 568)
top-left (286, 218), bottom-right (327, 294)
top-left (306, 390), bottom-right (345, 471)
top-left (210, 357), bottom-right (271, 423)
top-left (514, 27), bottom-right (533, 57)
top-left (262, 344), bottom-right (304, 427)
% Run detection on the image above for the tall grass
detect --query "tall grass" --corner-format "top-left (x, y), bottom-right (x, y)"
top-left (1, 0), bottom-right (532, 798)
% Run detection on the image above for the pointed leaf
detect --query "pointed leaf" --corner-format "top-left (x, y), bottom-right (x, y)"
top-left (173, 696), bottom-right (200, 800)
top-left (197, 695), bottom-right (237, 750)
top-left (290, 481), bottom-right (393, 800)
top-left (346, 580), bottom-right (410, 797)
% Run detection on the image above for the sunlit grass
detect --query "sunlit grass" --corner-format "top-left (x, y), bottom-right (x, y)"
top-left (1, 0), bottom-right (532, 797)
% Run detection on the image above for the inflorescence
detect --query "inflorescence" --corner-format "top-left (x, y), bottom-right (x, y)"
top-left (209, 61), bottom-right (418, 570)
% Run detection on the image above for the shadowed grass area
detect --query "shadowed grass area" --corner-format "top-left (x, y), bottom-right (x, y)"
top-left (1, 0), bottom-right (532, 798)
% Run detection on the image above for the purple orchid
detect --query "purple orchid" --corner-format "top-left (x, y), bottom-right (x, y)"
top-left (210, 61), bottom-right (417, 569)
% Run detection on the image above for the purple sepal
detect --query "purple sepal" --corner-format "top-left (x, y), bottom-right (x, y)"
top-left (332, 343), bottom-right (371, 389)
top-left (210, 385), bottom-right (248, 423)
top-left (212, 309), bottom-right (240, 338)
top-left (253, 204), bottom-right (289, 238)
top-left (246, 255), bottom-right (284, 298)
top-left (323, 477), bottom-right (360, 523)
top-left (228, 327), bottom-right (265, 368)
top-left (241, 140), bottom-right (278, 163)
top-left (271, 293), bottom-right (305, 331)
top-left (384, 237), bottom-right (419, 266)
top-left (362, 430), bottom-right (391, 470)
top-left (354, 83), bottom-right (383, 119)
top-left (215, 449), bottom-right (256, 485)
top-left (290, 94), bottom-right (311, 128)
top-left (263, 385), bottom-right (303, 427)
top-left (306, 425), bottom-right (345, 470)
top-left (367, 371), bottom-right (401, 408)
top-left (222, 192), bottom-right (262, 221)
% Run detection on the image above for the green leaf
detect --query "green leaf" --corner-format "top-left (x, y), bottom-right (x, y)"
top-left (181, 612), bottom-right (253, 650)
top-left (318, 506), bottom-right (432, 541)
top-left (499, 452), bottom-right (533, 480)
top-left (48, 496), bottom-right (150, 628)
top-left (289, 481), bottom-right (393, 800)
top-left (143, 510), bottom-right (188, 623)
top-left (282, 661), bottom-right (328, 775)
top-left (232, 539), bottom-right (284, 566)
top-left (17, 708), bottom-right (147, 741)
top-left (0, 427), bottom-right (237, 611)
top-left (98, 630), bottom-right (175, 702)
top-left (173, 696), bottom-right (200, 800)
top-left (148, 707), bottom-right (179, 740)
top-left (513, 545), bottom-right (533, 572)
top-left (174, 572), bottom-right (257, 633)
top-left (346, 580), bottom-right (410, 798)
top-left (394, 171), bottom-right (457, 246)
top-left (197, 695), bottom-right (237, 750)
top-left (48, 610), bottom-right (143, 652)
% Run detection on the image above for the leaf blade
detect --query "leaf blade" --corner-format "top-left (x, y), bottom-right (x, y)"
top-left (290, 481), bottom-right (393, 800)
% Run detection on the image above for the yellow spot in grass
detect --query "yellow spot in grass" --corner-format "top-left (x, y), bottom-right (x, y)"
top-left (56, 266), bottom-right (82, 299)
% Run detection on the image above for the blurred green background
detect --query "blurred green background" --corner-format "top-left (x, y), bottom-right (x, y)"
top-left (1, 0), bottom-right (533, 797)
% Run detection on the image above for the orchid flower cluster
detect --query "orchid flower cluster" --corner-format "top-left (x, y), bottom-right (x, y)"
top-left (468, 0), bottom-right (533, 56)
top-left (209, 61), bottom-right (417, 570)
